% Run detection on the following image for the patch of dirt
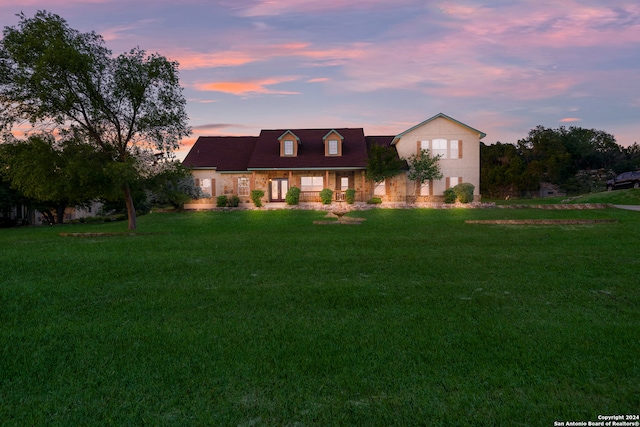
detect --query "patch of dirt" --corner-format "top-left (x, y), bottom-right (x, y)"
top-left (314, 213), bottom-right (367, 225)
top-left (465, 219), bottom-right (616, 225)
top-left (59, 232), bottom-right (162, 237)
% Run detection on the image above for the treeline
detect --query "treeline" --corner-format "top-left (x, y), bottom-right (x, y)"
top-left (481, 126), bottom-right (640, 198)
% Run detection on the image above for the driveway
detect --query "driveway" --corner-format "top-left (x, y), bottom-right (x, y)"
top-left (613, 205), bottom-right (640, 211)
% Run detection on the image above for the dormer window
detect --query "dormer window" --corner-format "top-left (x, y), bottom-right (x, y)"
top-left (323, 130), bottom-right (343, 156)
top-left (278, 130), bottom-right (300, 157)
top-left (328, 140), bottom-right (338, 155)
top-left (284, 140), bottom-right (294, 156)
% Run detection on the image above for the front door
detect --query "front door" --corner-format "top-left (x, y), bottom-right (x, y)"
top-left (270, 178), bottom-right (288, 202)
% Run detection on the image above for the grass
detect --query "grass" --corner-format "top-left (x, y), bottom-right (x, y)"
top-left (490, 188), bottom-right (640, 205)
top-left (1, 206), bottom-right (639, 426)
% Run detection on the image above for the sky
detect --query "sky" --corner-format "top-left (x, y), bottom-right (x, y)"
top-left (1, 0), bottom-right (639, 159)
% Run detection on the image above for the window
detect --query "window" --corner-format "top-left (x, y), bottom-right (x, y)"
top-left (450, 140), bottom-right (459, 159)
top-left (420, 180), bottom-right (430, 196)
top-left (340, 177), bottom-right (349, 190)
top-left (447, 177), bottom-right (461, 189)
top-left (283, 140), bottom-right (294, 156)
top-left (432, 139), bottom-right (447, 158)
top-left (238, 177), bottom-right (250, 196)
top-left (328, 140), bottom-right (338, 155)
top-left (195, 178), bottom-right (212, 196)
top-left (301, 176), bottom-right (324, 192)
top-left (374, 180), bottom-right (386, 196)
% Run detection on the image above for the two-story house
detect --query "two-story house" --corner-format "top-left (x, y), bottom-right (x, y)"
top-left (182, 113), bottom-right (485, 208)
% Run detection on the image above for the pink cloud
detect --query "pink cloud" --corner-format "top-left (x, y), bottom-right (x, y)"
top-left (195, 76), bottom-right (301, 95)
top-left (560, 118), bottom-right (582, 123)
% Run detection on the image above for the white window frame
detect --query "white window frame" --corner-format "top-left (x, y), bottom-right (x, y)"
top-left (340, 177), bottom-right (349, 190)
top-left (283, 140), bottom-right (294, 156)
top-left (450, 140), bottom-right (459, 159)
top-left (238, 177), bottom-right (250, 196)
top-left (301, 176), bottom-right (324, 192)
top-left (374, 180), bottom-right (386, 196)
top-left (328, 139), bottom-right (338, 155)
top-left (432, 139), bottom-right (447, 159)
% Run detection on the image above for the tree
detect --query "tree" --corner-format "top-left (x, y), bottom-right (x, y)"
top-left (365, 142), bottom-right (405, 194)
top-left (0, 134), bottom-right (111, 223)
top-left (0, 11), bottom-right (190, 229)
top-left (405, 149), bottom-right (443, 197)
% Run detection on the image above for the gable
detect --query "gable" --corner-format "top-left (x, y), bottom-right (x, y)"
top-left (391, 113), bottom-right (486, 145)
top-left (391, 114), bottom-right (485, 160)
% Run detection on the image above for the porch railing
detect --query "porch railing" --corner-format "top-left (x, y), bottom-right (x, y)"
top-left (299, 191), bottom-right (361, 202)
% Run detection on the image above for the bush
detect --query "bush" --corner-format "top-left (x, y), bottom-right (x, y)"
top-left (216, 195), bottom-right (228, 207)
top-left (453, 183), bottom-right (475, 204)
top-left (320, 188), bottom-right (333, 204)
top-left (443, 188), bottom-right (457, 204)
top-left (366, 197), bottom-right (382, 204)
top-left (285, 186), bottom-right (301, 205)
top-left (251, 189), bottom-right (264, 207)
top-left (345, 188), bottom-right (356, 204)
top-left (228, 195), bottom-right (240, 207)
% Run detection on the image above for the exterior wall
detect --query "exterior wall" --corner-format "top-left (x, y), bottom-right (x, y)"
top-left (185, 168), bottom-right (216, 209)
top-left (393, 116), bottom-right (481, 197)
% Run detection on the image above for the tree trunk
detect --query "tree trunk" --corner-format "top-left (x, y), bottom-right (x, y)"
top-left (122, 184), bottom-right (137, 230)
top-left (56, 204), bottom-right (66, 224)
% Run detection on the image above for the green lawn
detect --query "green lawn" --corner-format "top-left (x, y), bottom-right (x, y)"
top-left (1, 207), bottom-right (639, 426)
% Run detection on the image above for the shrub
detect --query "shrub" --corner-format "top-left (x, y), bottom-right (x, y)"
top-left (453, 183), bottom-right (475, 204)
top-left (443, 188), bottom-right (457, 204)
top-left (285, 186), bottom-right (301, 205)
top-left (228, 195), bottom-right (240, 207)
top-left (366, 197), bottom-right (382, 204)
top-left (320, 188), bottom-right (333, 204)
top-left (216, 195), bottom-right (228, 207)
top-left (345, 188), bottom-right (356, 204)
top-left (250, 190), bottom-right (264, 207)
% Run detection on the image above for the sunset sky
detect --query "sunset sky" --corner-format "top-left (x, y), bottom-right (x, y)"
top-left (1, 0), bottom-right (639, 158)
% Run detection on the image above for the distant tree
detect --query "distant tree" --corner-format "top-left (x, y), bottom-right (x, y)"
top-left (0, 134), bottom-right (111, 223)
top-left (517, 126), bottom-right (573, 185)
top-left (0, 11), bottom-right (190, 229)
top-left (365, 142), bottom-right (405, 193)
top-left (404, 149), bottom-right (443, 197)
top-left (481, 142), bottom-right (535, 198)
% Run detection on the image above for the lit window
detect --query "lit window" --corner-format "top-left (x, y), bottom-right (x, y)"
top-left (421, 180), bottom-right (430, 195)
top-left (340, 177), bottom-right (349, 190)
top-left (432, 139), bottom-right (447, 158)
top-left (301, 176), bottom-right (324, 191)
top-left (328, 140), bottom-right (338, 155)
top-left (374, 180), bottom-right (386, 196)
top-left (238, 177), bottom-right (250, 196)
top-left (284, 140), bottom-right (294, 156)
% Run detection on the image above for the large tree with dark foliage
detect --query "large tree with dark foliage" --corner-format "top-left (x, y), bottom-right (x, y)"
top-left (482, 126), bottom-right (631, 197)
top-left (0, 134), bottom-right (112, 224)
top-left (0, 11), bottom-right (190, 229)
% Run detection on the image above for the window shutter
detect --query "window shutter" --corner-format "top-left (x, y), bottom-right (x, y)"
top-left (429, 180), bottom-right (433, 196)
top-left (446, 177), bottom-right (450, 189)
top-left (458, 140), bottom-right (463, 158)
top-left (416, 141), bottom-right (421, 155)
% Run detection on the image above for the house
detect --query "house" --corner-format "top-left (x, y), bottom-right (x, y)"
top-left (182, 113), bottom-right (485, 208)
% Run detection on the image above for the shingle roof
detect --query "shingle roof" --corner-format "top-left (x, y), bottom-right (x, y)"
top-left (247, 128), bottom-right (369, 170)
top-left (182, 136), bottom-right (258, 171)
